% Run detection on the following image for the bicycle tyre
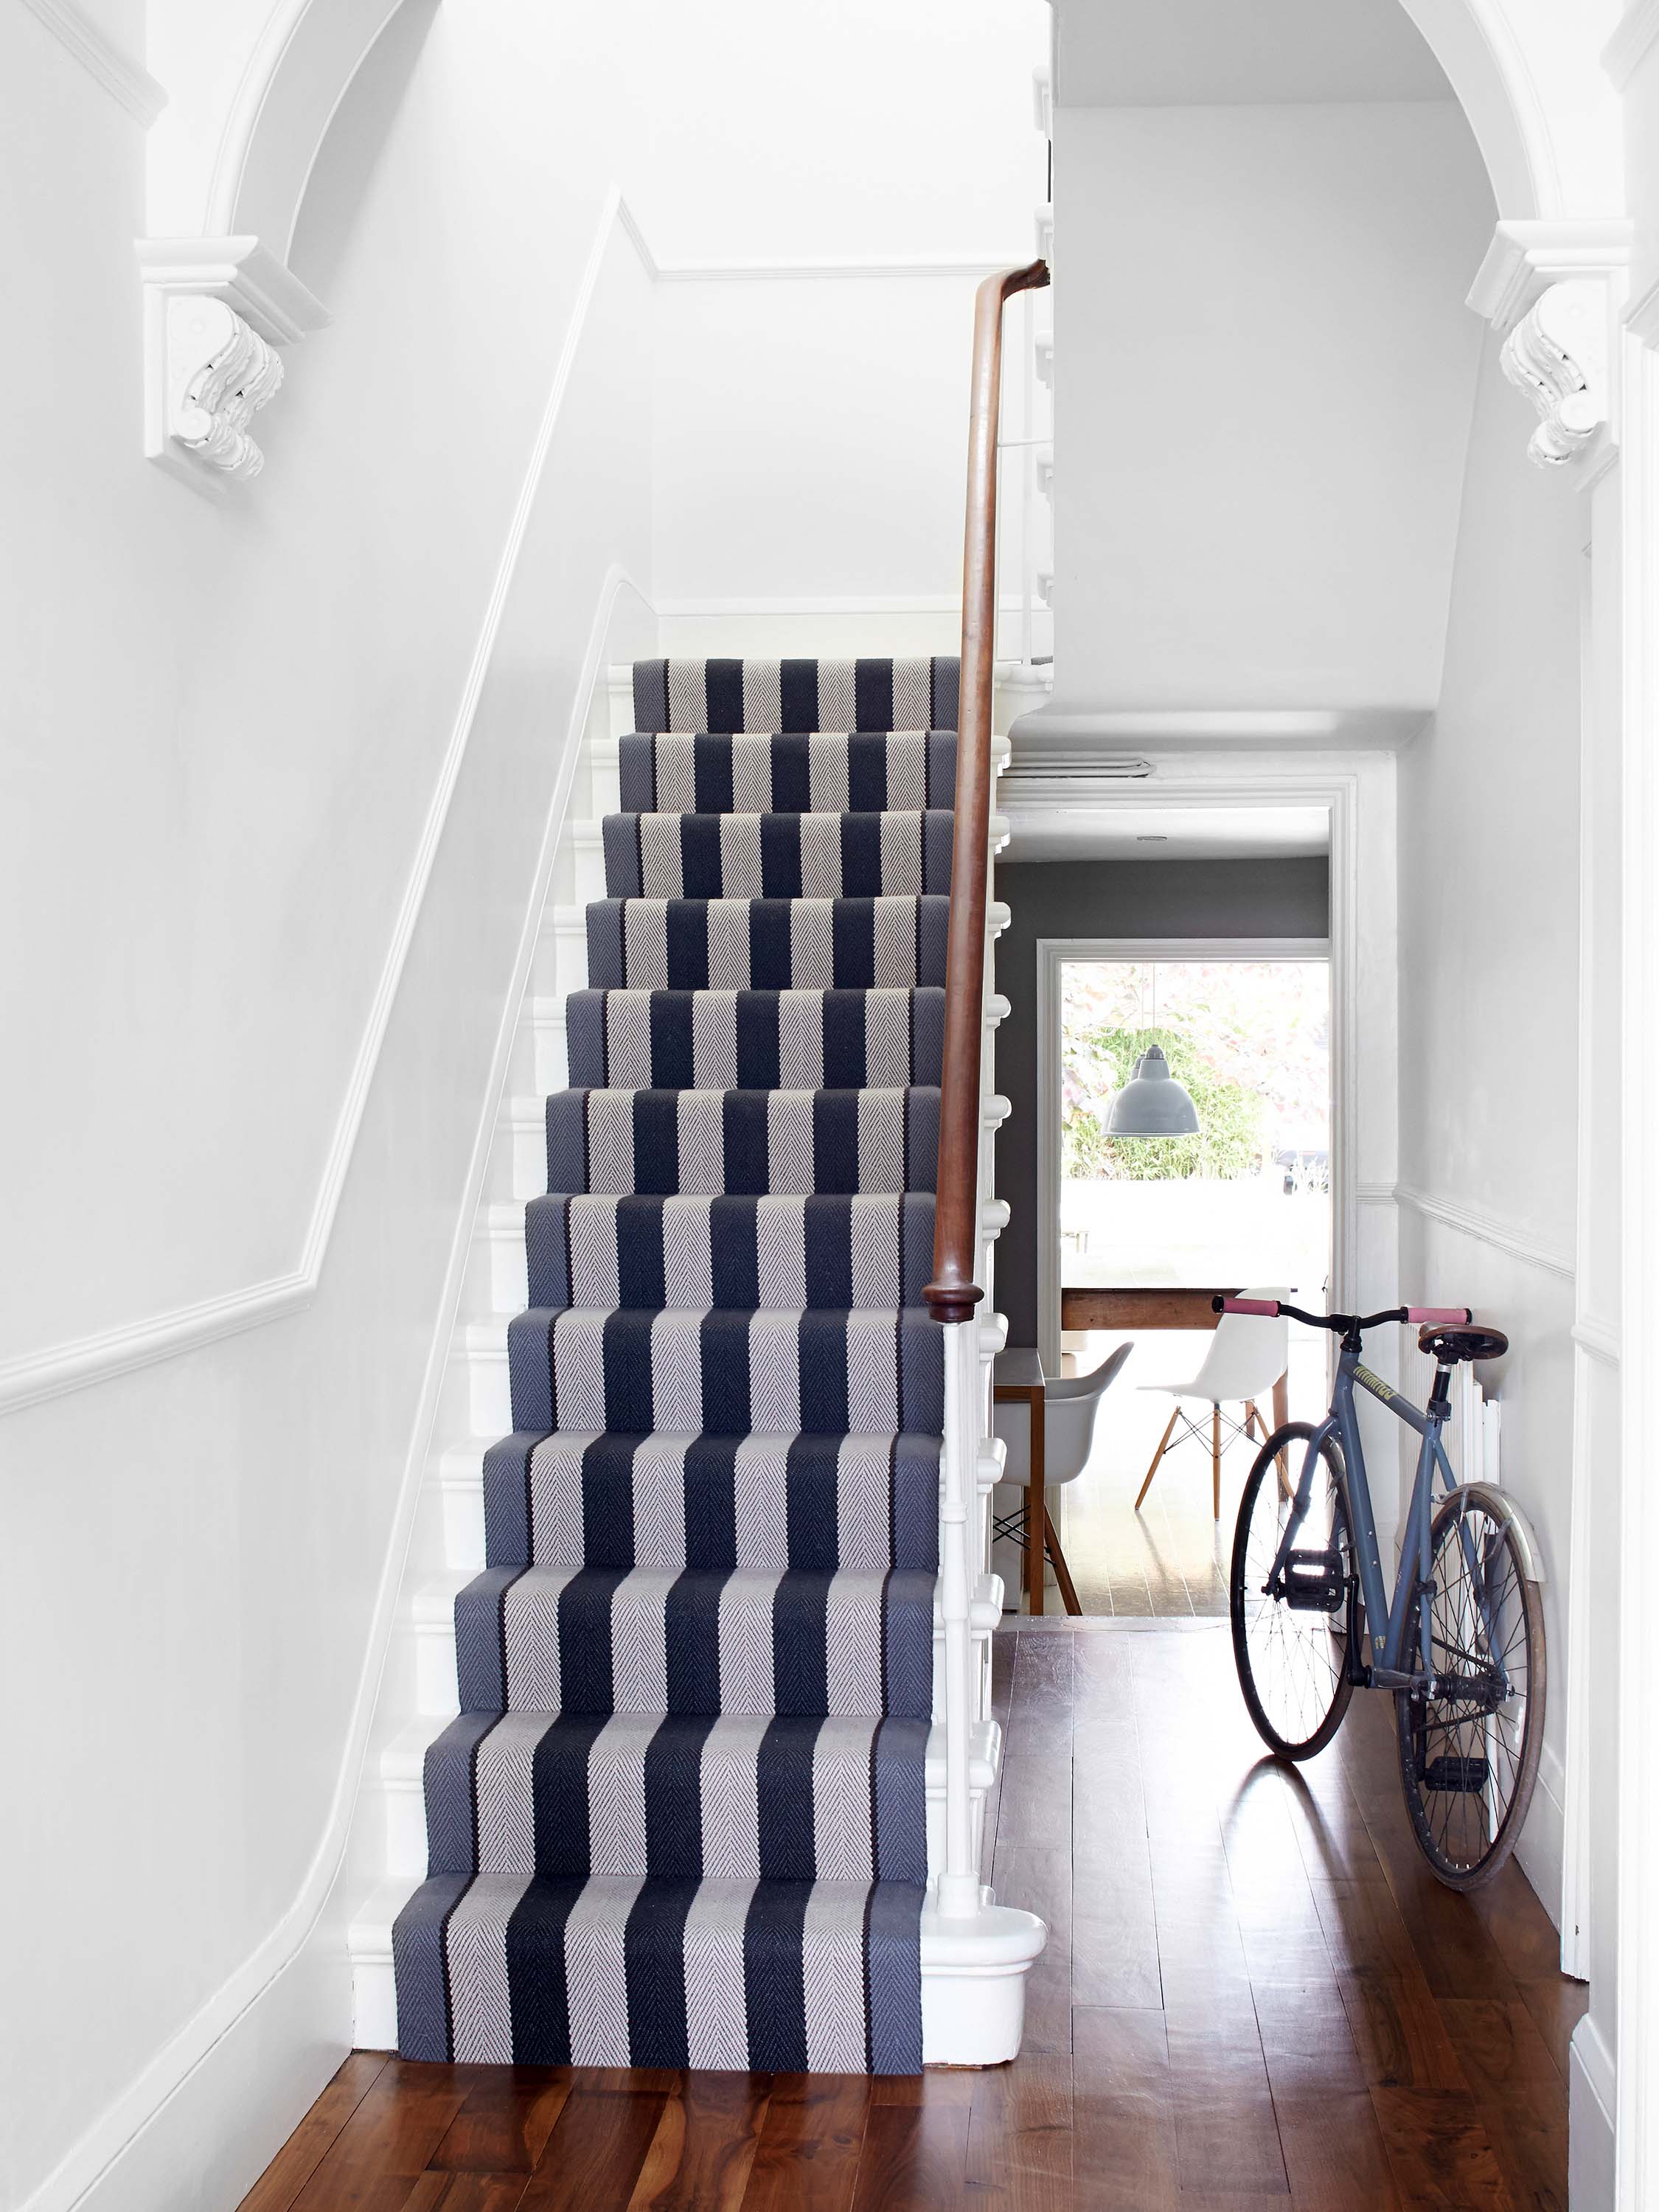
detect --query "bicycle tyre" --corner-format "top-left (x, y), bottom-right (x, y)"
top-left (1231, 1422), bottom-right (1356, 1760)
top-left (1395, 1485), bottom-right (1546, 1891)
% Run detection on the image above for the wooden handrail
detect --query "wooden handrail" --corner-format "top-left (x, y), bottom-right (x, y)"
top-left (925, 257), bottom-right (1050, 1326)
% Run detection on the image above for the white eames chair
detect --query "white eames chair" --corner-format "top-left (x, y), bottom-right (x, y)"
top-left (1135, 1288), bottom-right (1290, 1520)
top-left (993, 1343), bottom-right (1134, 1614)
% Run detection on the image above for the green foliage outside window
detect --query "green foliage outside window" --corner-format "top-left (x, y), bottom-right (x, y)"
top-left (1062, 1023), bottom-right (1268, 1183)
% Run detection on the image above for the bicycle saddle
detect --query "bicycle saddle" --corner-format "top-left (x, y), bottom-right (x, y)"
top-left (1418, 1323), bottom-right (1509, 1363)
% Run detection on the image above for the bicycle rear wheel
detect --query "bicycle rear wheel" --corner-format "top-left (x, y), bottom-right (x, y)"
top-left (1231, 1423), bottom-right (1355, 1759)
top-left (1396, 1486), bottom-right (1546, 1890)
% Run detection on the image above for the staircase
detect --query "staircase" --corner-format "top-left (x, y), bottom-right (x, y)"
top-left (349, 654), bottom-right (1043, 2073)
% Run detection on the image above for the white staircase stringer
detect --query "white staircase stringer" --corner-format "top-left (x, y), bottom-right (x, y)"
top-left (344, 680), bottom-right (611, 2047)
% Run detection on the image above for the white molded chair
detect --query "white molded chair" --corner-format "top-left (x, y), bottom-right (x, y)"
top-left (992, 1343), bottom-right (1134, 1614)
top-left (1135, 1288), bottom-right (1290, 1520)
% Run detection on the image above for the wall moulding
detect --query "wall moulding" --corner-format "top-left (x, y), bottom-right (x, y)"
top-left (0, 189), bottom-right (653, 1425)
top-left (1467, 218), bottom-right (1632, 333)
top-left (1394, 1181), bottom-right (1576, 1280)
top-left (19, 0), bottom-right (165, 125)
top-left (135, 238), bottom-right (327, 490)
top-left (1601, 0), bottom-right (1659, 94)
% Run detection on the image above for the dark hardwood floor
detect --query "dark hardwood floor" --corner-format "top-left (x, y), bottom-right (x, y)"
top-left (243, 1622), bottom-right (1582, 2211)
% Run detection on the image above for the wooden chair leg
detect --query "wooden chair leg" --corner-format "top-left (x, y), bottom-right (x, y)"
top-left (1045, 1510), bottom-right (1083, 1616)
top-left (1212, 1404), bottom-right (1222, 1520)
top-left (1135, 1408), bottom-right (1180, 1511)
top-left (1244, 1399), bottom-right (1262, 1444)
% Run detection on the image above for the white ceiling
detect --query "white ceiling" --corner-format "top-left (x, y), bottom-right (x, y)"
top-left (1002, 805), bottom-right (1332, 863)
top-left (1055, 0), bottom-right (1453, 108)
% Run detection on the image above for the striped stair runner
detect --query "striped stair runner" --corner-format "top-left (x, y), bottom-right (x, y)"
top-left (392, 656), bottom-right (961, 2074)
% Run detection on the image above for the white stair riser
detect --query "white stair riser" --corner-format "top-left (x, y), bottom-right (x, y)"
top-left (484, 1206), bottom-right (530, 1312)
top-left (467, 1332), bottom-right (512, 1434)
top-left (532, 902), bottom-right (587, 1011)
top-left (529, 1005), bottom-right (569, 1096)
top-left (572, 823), bottom-right (606, 905)
top-left (590, 736), bottom-right (621, 816)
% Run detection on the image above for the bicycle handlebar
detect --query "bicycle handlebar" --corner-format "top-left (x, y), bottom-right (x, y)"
top-left (1214, 1297), bottom-right (1472, 1332)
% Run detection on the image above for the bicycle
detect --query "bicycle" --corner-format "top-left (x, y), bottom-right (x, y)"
top-left (1220, 1296), bottom-right (1545, 1890)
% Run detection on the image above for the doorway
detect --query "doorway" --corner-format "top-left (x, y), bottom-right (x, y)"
top-left (1030, 939), bottom-right (1332, 1615)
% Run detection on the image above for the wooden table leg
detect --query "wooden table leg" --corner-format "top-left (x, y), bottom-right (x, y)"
top-left (1211, 1404), bottom-right (1222, 1520)
top-left (1028, 1387), bottom-right (1046, 1617)
top-left (1045, 1510), bottom-right (1082, 1615)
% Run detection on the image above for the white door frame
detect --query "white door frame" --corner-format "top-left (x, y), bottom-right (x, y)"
top-left (1035, 934), bottom-right (1334, 1373)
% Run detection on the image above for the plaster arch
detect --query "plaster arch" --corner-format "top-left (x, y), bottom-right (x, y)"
top-left (145, 0), bottom-right (418, 265)
top-left (1394, 0), bottom-right (1624, 223)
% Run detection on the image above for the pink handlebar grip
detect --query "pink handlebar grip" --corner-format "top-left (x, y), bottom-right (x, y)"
top-left (1222, 1298), bottom-right (1279, 1316)
top-left (1408, 1306), bottom-right (1471, 1326)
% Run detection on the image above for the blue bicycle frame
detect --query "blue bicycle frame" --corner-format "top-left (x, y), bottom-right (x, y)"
top-left (1269, 1339), bottom-right (1503, 1692)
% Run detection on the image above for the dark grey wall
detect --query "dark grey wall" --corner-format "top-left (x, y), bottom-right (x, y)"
top-left (992, 857), bottom-right (1332, 1346)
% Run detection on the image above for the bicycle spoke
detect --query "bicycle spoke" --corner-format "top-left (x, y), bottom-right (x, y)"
top-left (1234, 1433), bottom-right (1352, 1756)
top-left (1399, 1501), bottom-right (1540, 1882)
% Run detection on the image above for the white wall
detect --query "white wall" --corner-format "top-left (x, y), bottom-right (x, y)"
top-left (643, 0), bottom-right (1050, 658)
top-left (1, 7), bottom-right (660, 2205)
top-left (618, 0), bottom-right (1046, 265)
top-left (1048, 101), bottom-right (1492, 717)
top-left (1, 2), bottom-right (1047, 2206)
top-left (1395, 333), bottom-right (1590, 1944)
top-left (652, 271), bottom-right (987, 629)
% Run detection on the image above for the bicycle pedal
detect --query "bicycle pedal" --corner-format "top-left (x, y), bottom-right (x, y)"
top-left (1283, 1549), bottom-right (1345, 1613)
top-left (1422, 1755), bottom-right (1490, 1793)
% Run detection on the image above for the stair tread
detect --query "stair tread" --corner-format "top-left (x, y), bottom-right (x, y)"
top-left (394, 1868), bottom-right (925, 2070)
top-left (601, 813), bottom-right (953, 901)
top-left (618, 732), bottom-right (957, 817)
top-left (521, 1085), bottom-right (939, 1197)
top-left (472, 1425), bottom-right (940, 1575)
top-left (453, 1563), bottom-right (936, 1722)
top-left (628, 654), bottom-right (959, 738)
top-left (525, 1082), bottom-right (939, 1102)
top-left (584, 894), bottom-right (950, 991)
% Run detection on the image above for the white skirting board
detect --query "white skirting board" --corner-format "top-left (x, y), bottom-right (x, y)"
top-left (1569, 2012), bottom-right (1616, 2211)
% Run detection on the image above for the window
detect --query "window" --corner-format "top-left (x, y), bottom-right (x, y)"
top-left (1060, 956), bottom-right (1331, 1301)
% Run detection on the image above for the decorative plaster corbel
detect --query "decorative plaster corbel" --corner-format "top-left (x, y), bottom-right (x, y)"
top-left (136, 237), bottom-right (327, 488)
top-left (1500, 282), bottom-right (1607, 468)
top-left (165, 299), bottom-right (282, 478)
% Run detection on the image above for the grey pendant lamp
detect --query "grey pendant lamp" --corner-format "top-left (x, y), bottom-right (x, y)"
top-left (1106, 967), bottom-right (1202, 1138)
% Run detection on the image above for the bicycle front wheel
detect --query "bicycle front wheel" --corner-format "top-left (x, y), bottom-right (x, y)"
top-left (1396, 1486), bottom-right (1546, 1890)
top-left (1231, 1423), bottom-right (1355, 1759)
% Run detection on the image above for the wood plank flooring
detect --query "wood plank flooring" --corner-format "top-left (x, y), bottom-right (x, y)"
top-left (244, 1623), bottom-right (1582, 2211)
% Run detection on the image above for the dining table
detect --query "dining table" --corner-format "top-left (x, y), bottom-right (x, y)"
top-left (992, 1286), bottom-right (1292, 1615)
